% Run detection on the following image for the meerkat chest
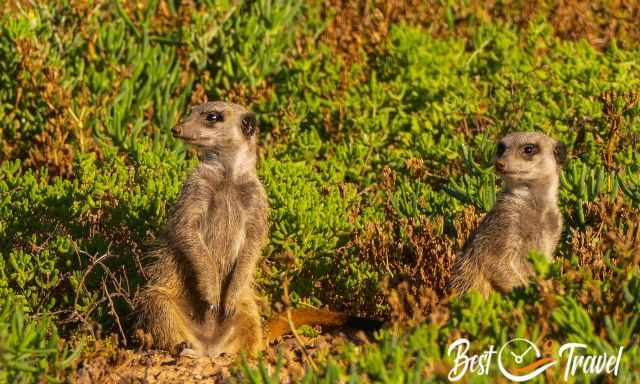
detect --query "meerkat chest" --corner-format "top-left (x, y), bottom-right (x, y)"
top-left (211, 188), bottom-right (247, 222)
top-left (201, 181), bottom-right (263, 257)
top-left (206, 188), bottom-right (247, 239)
top-left (516, 205), bottom-right (561, 260)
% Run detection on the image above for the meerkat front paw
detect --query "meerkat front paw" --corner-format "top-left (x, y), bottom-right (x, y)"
top-left (201, 288), bottom-right (221, 311)
top-left (202, 302), bottom-right (221, 323)
top-left (223, 303), bottom-right (237, 319)
top-left (208, 302), bottom-right (219, 314)
top-left (222, 294), bottom-right (239, 319)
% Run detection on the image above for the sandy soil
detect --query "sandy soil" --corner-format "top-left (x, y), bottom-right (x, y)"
top-left (74, 328), bottom-right (367, 383)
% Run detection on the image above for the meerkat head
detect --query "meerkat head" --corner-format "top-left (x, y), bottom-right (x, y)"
top-left (494, 132), bottom-right (567, 186)
top-left (171, 101), bottom-right (258, 156)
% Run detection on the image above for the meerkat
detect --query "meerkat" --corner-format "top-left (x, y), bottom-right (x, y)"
top-left (448, 132), bottom-right (567, 297)
top-left (136, 101), bottom-right (381, 358)
top-left (136, 101), bottom-right (268, 357)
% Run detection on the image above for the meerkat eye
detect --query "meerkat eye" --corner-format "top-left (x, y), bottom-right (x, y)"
top-left (496, 142), bottom-right (506, 157)
top-left (205, 111), bottom-right (224, 123)
top-left (522, 144), bottom-right (538, 155)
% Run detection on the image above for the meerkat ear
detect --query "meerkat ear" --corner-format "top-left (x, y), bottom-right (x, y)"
top-left (241, 112), bottom-right (257, 137)
top-left (554, 141), bottom-right (567, 167)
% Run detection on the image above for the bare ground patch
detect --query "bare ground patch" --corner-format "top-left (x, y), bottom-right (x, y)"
top-left (74, 327), bottom-right (373, 383)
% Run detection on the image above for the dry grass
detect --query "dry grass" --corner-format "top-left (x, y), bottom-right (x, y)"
top-left (318, 0), bottom-right (640, 65)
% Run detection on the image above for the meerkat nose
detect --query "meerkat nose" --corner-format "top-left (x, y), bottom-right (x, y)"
top-left (495, 160), bottom-right (506, 172)
top-left (172, 125), bottom-right (183, 137)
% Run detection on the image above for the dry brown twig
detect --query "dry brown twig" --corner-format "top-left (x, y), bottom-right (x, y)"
top-left (102, 280), bottom-right (127, 346)
top-left (55, 243), bottom-right (136, 345)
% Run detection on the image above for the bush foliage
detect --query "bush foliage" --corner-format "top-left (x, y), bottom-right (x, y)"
top-left (0, 0), bottom-right (639, 382)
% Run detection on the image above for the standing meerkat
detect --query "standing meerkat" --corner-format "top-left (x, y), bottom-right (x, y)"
top-left (137, 101), bottom-right (268, 357)
top-left (137, 101), bottom-right (381, 358)
top-left (449, 132), bottom-right (567, 297)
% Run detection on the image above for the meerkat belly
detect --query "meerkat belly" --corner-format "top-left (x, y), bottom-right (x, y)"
top-left (204, 192), bottom-right (249, 270)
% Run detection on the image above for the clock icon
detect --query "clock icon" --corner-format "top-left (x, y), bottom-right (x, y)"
top-left (498, 338), bottom-right (557, 382)
top-left (511, 345), bottom-right (533, 364)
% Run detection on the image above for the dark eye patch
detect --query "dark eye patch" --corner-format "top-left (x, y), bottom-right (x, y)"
top-left (496, 142), bottom-right (506, 157)
top-left (203, 110), bottom-right (224, 123)
top-left (521, 143), bottom-right (539, 157)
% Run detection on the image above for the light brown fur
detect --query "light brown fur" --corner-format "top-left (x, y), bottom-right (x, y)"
top-left (136, 102), bottom-right (267, 357)
top-left (449, 132), bottom-right (567, 297)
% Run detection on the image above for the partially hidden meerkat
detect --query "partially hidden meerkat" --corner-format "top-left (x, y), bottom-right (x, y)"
top-left (136, 101), bottom-right (381, 358)
top-left (448, 132), bottom-right (567, 297)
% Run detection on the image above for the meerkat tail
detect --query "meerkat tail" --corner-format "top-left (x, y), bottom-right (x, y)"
top-left (265, 308), bottom-right (384, 342)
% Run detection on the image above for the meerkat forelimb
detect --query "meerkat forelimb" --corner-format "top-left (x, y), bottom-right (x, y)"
top-left (449, 132), bottom-right (567, 298)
